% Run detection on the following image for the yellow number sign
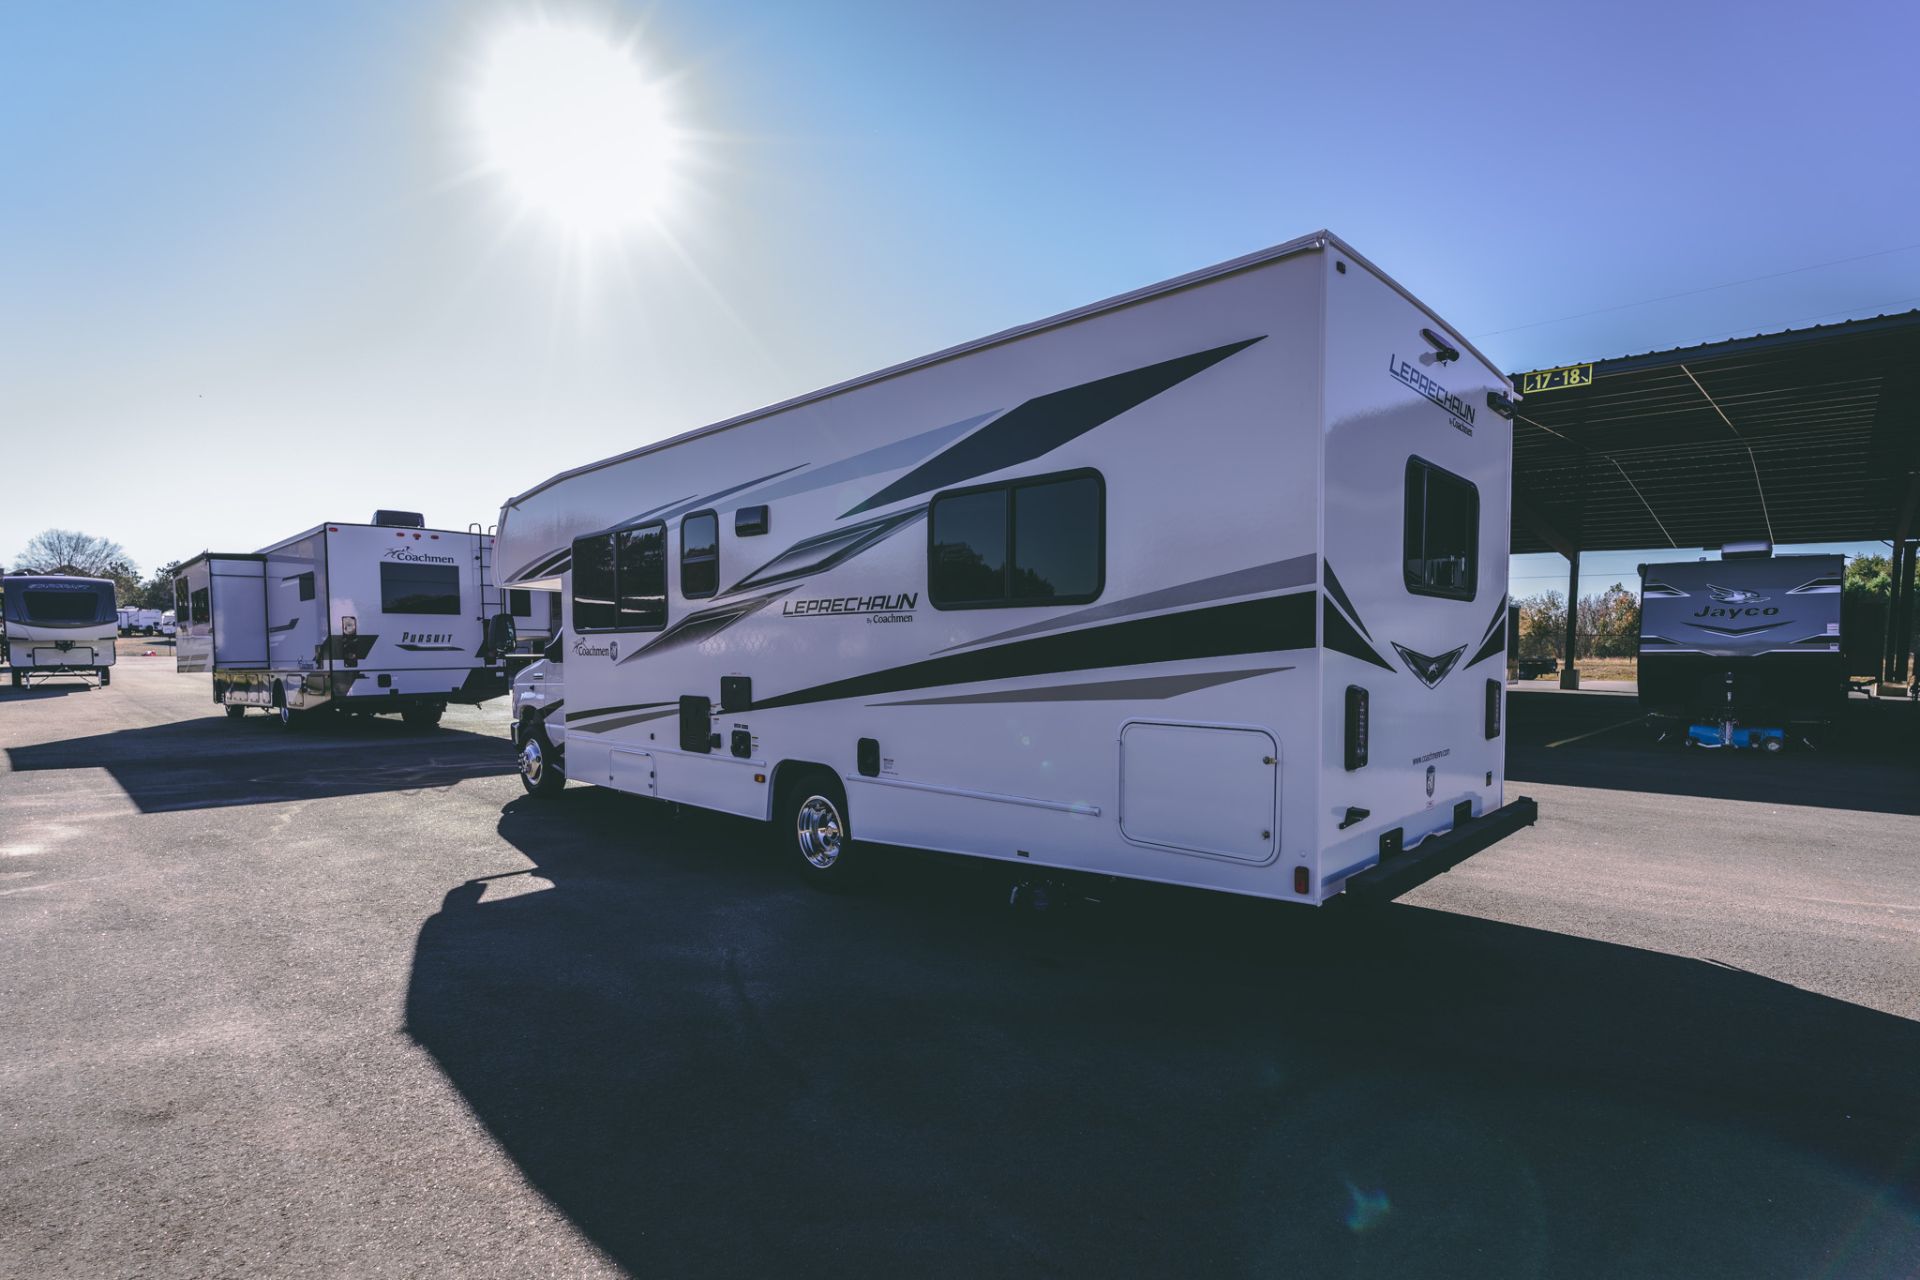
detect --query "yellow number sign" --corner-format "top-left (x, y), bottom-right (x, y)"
top-left (1519, 364), bottom-right (1594, 395)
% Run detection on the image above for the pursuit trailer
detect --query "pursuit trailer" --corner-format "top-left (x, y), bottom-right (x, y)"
top-left (174, 513), bottom-right (512, 725)
top-left (3, 574), bottom-right (119, 688)
top-left (496, 231), bottom-right (1538, 904)
top-left (1638, 550), bottom-right (1846, 747)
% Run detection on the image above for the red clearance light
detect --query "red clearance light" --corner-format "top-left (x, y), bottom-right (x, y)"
top-left (429, 534), bottom-right (439, 539)
top-left (328, 526), bottom-right (338, 531)
top-left (1294, 866), bottom-right (1309, 895)
top-left (412, 532), bottom-right (421, 539)
top-left (395, 531), bottom-right (404, 537)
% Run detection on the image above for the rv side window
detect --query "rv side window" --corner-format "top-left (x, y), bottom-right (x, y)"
top-left (544, 632), bottom-right (565, 664)
top-left (572, 535), bottom-right (618, 630)
top-left (380, 562), bottom-right (461, 615)
top-left (190, 587), bottom-right (211, 624)
top-left (509, 588), bottom-right (532, 617)
top-left (681, 510), bottom-right (719, 600)
top-left (929, 470), bottom-right (1103, 609)
top-left (297, 573), bottom-right (315, 602)
top-left (616, 523), bottom-right (667, 630)
top-left (1404, 458), bottom-right (1478, 601)
top-left (175, 578), bottom-right (190, 615)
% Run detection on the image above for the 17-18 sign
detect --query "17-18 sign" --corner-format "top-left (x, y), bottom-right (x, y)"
top-left (1519, 364), bottom-right (1593, 394)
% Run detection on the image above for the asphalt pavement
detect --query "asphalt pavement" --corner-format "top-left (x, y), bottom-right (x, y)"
top-left (2, 661), bottom-right (1916, 1278)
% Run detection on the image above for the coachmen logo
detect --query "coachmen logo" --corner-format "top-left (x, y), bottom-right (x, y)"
top-left (1706, 584), bottom-right (1770, 605)
top-left (573, 637), bottom-right (618, 659)
top-left (382, 548), bottom-right (457, 565)
top-left (1392, 641), bottom-right (1467, 689)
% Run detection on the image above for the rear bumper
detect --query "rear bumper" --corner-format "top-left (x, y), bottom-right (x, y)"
top-left (1341, 796), bottom-right (1539, 903)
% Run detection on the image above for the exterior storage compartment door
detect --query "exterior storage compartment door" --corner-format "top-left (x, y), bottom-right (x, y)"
top-left (1119, 721), bottom-right (1278, 862)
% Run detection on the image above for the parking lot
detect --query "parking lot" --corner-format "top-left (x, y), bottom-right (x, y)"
top-left (2, 660), bottom-right (1916, 1278)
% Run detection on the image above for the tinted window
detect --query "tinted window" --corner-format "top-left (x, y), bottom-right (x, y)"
top-left (681, 511), bottom-right (719, 599)
top-left (20, 584), bottom-right (116, 624)
top-left (380, 562), bottom-right (461, 615)
top-left (572, 535), bottom-right (617, 631)
top-left (509, 588), bottom-right (532, 617)
top-left (297, 572), bottom-right (316, 602)
top-left (545, 631), bottom-right (565, 664)
top-left (1013, 476), bottom-right (1101, 601)
top-left (930, 472), bottom-right (1102, 609)
top-left (930, 489), bottom-right (1008, 606)
top-left (190, 587), bottom-right (211, 625)
top-left (175, 577), bottom-right (190, 614)
top-left (1404, 458), bottom-right (1479, 600)
top-left (617, 524), bottom-right (667, 630)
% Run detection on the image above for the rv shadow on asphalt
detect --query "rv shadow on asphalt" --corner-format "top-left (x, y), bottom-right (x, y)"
top-left (2, 713), bottom-right (515, 814)
top-left (404, 789), bottom-right (1920, 1279)
top-left (0, 680), bottom-right (103, 700)
top-left (1507, 689), bottom-right (1920, 816)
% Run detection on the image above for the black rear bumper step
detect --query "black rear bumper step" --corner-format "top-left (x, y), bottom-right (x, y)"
top-left (1342, 795), bottom-right (1539, 902)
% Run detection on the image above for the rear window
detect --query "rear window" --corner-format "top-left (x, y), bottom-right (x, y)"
top-left (1404, 457), bottom-right (1479, 600)
top-left (380, 562), bottom-right (461, 615)
top-left (15, 583), bottom-right (116, 624)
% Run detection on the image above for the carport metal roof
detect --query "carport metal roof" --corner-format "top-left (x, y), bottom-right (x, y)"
top-left (1508, 310), bottom-right (1920, 557)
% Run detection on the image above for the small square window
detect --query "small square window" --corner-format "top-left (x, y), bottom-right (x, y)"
top-left (1404, 457), bottom-right (1478, 600)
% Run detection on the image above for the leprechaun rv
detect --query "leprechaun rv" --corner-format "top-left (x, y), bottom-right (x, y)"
top-left (493, 231), bottom-right (1539, 904)
top-left (174, 512), bottom-right (513, 726)
top-left (3, 574), bottom-right (119, 688)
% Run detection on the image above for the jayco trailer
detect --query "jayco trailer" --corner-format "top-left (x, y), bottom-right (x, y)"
top-left (3, 574), bottom-right (118, 688)
top-left (173, 512), bottom-right (512, 725)
top-left (495, 231), bottom-right (1537, 903)
top-left (1639, 549), bottom-right (1846, 745)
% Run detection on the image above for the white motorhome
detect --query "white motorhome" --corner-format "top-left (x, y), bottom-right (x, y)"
top-left (173, 512), bottom-right (513, 726)
top-left (118, 607), bottom-right (164, 636)
top-left (3, 574), bottom-right (119, 688)
top-left (495, 231), bottom-right (1537, 904)
top-left (159, 610), bottom-right (178, 638)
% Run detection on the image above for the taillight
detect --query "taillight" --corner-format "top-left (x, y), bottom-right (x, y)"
top-left (1344, 685), bottom-right (1369, 770)
top-left (1485, 678), bottom-right (1501, 739)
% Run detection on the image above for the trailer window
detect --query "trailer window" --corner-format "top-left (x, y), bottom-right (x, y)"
top-left (1404, 457), bottom-right (1478, 600)
top-left (191, 587), bottom-right (211, 625)
top-left (616, 523), bottom-right (667, 630)
top-left (572, 535), bottom-right (618, 630)
top-left (509, 589), bottom-right (532, 617)
top-left (380, 562), bottom-right (461, 615)
top-left (18, 585), bottom-right (116, 624)
top-left (297, 572), bottom-right (315, 602)
top-left (681, 511), bottom-right (719, 599)
top-left (175, 577), bottom-right (190, 615)
top-left (930, 470), bottom-right (1103, 609)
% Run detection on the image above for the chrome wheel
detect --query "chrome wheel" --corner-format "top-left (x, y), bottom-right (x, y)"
top-left (795, 794), bottom-right (845, 869)
top-left (520, 736), bottom-right (546, 786)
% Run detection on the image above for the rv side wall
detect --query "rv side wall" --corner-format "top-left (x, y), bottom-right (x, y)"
top-left (505, 253), bottom-right (1334, 901)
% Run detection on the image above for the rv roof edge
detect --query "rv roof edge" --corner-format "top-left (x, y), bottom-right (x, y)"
top-left (499, 230), bottom-right (1513, 516)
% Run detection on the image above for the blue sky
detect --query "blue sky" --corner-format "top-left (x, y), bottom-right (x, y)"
top-left (3, 0), bottom-right (1917, 593)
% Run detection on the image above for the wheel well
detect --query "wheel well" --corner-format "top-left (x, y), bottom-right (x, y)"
top-left (766, 759), bottom-right (840, 821)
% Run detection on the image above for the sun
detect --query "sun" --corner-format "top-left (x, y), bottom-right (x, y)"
top-left (472, 20), bottom-right (682, 238)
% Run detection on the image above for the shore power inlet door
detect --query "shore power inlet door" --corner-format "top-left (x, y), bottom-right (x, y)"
top-left (1119, 721), bottom-right (1278, 862)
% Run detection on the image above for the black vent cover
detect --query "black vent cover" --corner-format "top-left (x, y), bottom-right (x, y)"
top-left (372, 510), bottom-right (425, 528)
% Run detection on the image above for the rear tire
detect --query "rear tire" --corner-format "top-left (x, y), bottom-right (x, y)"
top-left (225, 704), bottom-right (247, 720)
top-left (517, 721), bottom-right (566, 797)
top-left (9, 669), bottom-right (20, 689)
top-left (402, 705), bottom-right (445, 730)
top-left (98, 667), bottom-right (111, 686)
top-left (777, 770), bottom-right (861, 888)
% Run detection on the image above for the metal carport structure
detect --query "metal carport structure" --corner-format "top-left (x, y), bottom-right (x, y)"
top-left (1508, 310), bottom-right (1920, 687)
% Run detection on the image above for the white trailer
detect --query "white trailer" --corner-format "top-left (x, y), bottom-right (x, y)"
top-left (173, 512), bottom-right (512, 726)
top-left (494, 231), bottom-right (1537, 904)
top-left (3, 574), bottom-right (119, 688)
top-left (118, 607), bottom-right (164, 636)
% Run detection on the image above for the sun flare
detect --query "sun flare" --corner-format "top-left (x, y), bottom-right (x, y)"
top-left (472, 20), bottom-right (682, 238)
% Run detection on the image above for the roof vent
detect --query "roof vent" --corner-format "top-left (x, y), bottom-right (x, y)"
top-left (372, 510), bottom-right (425, 528)
top-left (1721, 538), bottom-right (1772, 559)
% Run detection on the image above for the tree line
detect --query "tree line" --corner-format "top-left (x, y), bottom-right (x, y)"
top-left (7, 529), bottom-right (179, 610)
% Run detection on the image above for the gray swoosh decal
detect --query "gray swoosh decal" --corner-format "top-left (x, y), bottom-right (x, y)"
top-left (869, 666), bottom-right (1291, 707)
top-left (732, 412), bottom-right (997, 510)
top-left (574, 707), bottom-right (680, 733)
top-left (936, 555), bottom-right (1317, 653)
